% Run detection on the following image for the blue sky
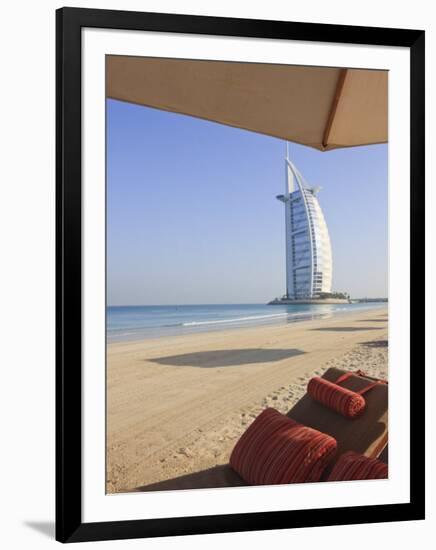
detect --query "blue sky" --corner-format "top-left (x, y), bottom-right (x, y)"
top-left (107, 99), bottom-right (388, 305)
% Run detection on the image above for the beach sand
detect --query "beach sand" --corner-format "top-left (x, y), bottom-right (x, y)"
top-left (107, 307), bottom-right (388, 493)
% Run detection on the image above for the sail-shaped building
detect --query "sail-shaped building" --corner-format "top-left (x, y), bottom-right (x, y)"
top-left (275, 147), bottom-right (333, 301)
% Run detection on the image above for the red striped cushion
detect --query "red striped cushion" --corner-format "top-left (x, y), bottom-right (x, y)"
top-left (327, 451), bottom-right (388, 481)
top-left (229, 408), bottom-right (337, 485)
top-left (307, 377), bottom-right (366, 418)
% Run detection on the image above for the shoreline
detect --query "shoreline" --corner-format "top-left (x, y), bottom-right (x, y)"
top-left (107, 306), bottom-right (388, 493)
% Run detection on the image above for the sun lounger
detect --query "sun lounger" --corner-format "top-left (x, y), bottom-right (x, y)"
top-left (378, 444), bottom-right (388, 464)
top-left (287, 367), bottom-right (388, 478)
top-left (134, 367), bottom-right (388, 492)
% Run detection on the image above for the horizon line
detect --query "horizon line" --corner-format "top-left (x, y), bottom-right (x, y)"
top-left (108, 299), bottom-right (388, 308)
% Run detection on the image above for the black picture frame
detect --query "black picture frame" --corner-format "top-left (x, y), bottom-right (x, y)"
top-left (56, 6), bottom-right (425, 543)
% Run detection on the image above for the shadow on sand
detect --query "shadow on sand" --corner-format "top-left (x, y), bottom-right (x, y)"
top-left (360, 340), bottom-right (388, 348)
top-left (311, 326), bottom-right (383, 332)
top-left (132, 464), bottom-right (246, 492)
top-left (357, 319), bottom-right (388, 322)
top-left (149, 348), bottom-right (305, 368)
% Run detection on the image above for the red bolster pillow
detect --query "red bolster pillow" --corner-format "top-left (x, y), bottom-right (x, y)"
top-left (307, 377), bottom-right (366, 418)
top-left (327, 451), bottom-right (388, 481)
top-left (230, 408), bottom-right (337, 485)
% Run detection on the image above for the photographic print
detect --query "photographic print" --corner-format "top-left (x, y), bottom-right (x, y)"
top-left (56, 8), bottom-right (424, 541)
top-left (106, 58), bottom-right (389, 494)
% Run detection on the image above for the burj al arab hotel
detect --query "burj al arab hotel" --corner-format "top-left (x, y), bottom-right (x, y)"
top-left (273, 145), bottom-right (333, 302)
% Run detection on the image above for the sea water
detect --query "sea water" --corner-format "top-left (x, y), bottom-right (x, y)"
top-left (107, 302), bottom-right (386, 343)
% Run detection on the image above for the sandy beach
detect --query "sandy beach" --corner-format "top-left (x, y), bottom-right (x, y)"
top-left (106, 307), bottom-right (388, 493)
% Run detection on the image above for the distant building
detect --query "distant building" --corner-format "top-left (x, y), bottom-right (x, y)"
top-left (276, 148), bottom-right (333, 300)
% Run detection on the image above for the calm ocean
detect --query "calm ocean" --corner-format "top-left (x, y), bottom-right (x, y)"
top-left (107, 302), bottom-right (386, 343)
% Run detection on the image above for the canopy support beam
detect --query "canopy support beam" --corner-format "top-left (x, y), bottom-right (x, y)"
top-left (322, 68), bottom-right (348, 149)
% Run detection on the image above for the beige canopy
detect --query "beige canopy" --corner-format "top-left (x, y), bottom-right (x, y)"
top-left (107, 56), bottom-right (387, 151)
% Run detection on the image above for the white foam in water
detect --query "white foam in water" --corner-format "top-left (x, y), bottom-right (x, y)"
top-left (182, 312), bottom-right (289, 327)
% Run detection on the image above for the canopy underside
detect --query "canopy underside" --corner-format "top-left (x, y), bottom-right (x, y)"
top-left (106, 56), bottom-right (388, 151)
